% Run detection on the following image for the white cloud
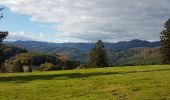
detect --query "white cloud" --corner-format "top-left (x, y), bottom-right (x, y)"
top-left (1, 0), bottom-right (170, 42)
top-left (6, 31), bottom-right (43, 41)
top-left (6, 31), bottom-right (83, 43)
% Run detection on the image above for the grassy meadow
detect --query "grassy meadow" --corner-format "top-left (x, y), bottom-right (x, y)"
top-left (0, 65), bottom-right (170, 100)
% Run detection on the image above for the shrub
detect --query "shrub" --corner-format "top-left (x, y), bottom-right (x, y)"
top-left (12, 61), bottom-right (23, 72)
top-left (23, 66), bottom-right (32, 72)
top-left (40, 62), bottom-right (55, 71)
top-left (62, 60), bottom-right (80, 70)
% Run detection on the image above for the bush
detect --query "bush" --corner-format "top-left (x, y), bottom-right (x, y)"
top-left (62, 60), bottom-right (80, 70)
top-left (23, 66), bottom-right (32, 72)
top-left (12, 61), bottom-right (23, 72)
top-left (40, 62), bottom-right (55, 71)
top-left (3, 60), bottom-right (23, 73)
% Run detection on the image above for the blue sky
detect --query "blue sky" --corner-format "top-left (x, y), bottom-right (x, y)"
top-left (0, 0), bottom-right (170, 43)
top-left (0, 8), bottom-right (58, 42)
top-left (0, 8), bottom-right (55, 34)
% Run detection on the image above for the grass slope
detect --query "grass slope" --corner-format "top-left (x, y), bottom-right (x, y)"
top-left (0, 65), bottom-right (170, 100)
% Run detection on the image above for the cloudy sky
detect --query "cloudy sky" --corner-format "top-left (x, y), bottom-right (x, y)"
top-left (0, 0), bottom-right (170, 43)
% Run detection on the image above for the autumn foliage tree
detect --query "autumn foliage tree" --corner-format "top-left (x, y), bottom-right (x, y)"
top-left (160, 18), bottom-right (170, 64)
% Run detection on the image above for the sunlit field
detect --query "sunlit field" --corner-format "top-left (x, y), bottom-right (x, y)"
top-left (0, 65), bottom-right (170, 100)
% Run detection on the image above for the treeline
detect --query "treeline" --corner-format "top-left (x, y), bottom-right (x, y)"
top-left (1, 52), bottom-right (80, 73)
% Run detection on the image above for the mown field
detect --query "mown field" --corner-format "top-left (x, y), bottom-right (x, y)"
top-left (0, 65), bottom-right (170, 100)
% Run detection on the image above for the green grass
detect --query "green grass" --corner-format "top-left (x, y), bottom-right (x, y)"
top-left (0, 65), bottom-right (170, 100)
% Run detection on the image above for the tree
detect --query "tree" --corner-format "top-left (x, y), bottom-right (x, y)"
top-left (0, 8), bottom-right (8, 70)
top-left (12, 60), bottom-right (23, 72)
top-left (62, 60), bottom-right (79, 70)
top-left (88, 40), bottom-right (108, 67)
top-left (0, 31), bottom-right (8, 65)
top-left (40, 62), bottom-right (55, 71)
top-left (160, 18), bottom-right (170, 64)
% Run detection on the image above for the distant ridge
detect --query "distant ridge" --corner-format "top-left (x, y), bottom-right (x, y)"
top-left (4, 39), bottom-right (160, 52)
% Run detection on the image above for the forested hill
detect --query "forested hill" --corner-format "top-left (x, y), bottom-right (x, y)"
top-left (4, 39), bottom-right (160, 52)
top-left (3, 39), bottom-right (161, 66)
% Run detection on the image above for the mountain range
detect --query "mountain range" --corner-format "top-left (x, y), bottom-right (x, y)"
top-left (4, 39), bottom-right (160, 52)
top-left (4, 39), bottom-right (161, 65)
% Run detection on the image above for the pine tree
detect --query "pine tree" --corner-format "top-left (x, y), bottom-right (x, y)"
top-left (88, 40), bottom-right (108, 67)
top-left (0, 8), bottom-right (8, 69)
top-left (160, 18), bottom-right (170, 64)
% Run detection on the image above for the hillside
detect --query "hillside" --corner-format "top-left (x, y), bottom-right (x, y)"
top-left (108, 47), bottom-right (161, 66)
top-left (71, 47), bottom-right (161, 65)
top-left (1, 45), bottom-right (27, 60)
top-left (0, 65), bottom-right (170, 100)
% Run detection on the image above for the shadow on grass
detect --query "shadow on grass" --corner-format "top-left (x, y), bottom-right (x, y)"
top-left (0, 68), bottom-right (170, 83)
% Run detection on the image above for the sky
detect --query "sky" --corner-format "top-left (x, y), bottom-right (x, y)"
top-left (0, 0), bottom-right (170, 43)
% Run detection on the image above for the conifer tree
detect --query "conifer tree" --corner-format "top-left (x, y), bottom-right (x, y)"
top-left (88, 40), bottom-right (108, 67)
top-left (0, 8), bottom-right (8, 69)
top-left (160, 18), bottom-right (170, 64)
